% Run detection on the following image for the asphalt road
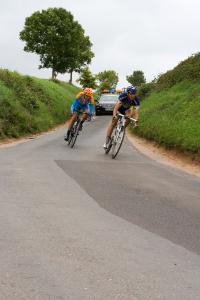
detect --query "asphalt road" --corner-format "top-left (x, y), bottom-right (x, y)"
top-left (0, 116), bottom-right (200, 300)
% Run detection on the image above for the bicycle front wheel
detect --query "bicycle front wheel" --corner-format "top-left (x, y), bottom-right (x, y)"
top-left (67, 128), bottom-right (74, 146)
top-left (70, 120), bottom-right (81, 148)
top-left (105, 137), bottom-right (113, 154)
top-left (111, 128), bottom-right (125, 159)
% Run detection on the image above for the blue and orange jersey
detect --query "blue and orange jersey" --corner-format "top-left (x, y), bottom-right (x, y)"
top-left (76, 92), bottom-right (93, 105)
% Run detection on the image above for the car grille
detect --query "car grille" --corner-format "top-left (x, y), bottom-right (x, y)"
top-left (103, 104), bottom-right (114, 110)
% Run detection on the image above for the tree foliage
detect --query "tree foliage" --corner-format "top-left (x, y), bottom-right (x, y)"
top-left (77, 67), bottom-right (97, 89)
top-left (67, 28), bottom-right (94, 83)
top-left (97, 70), bottom-right (118, 92)
top-left (126, 70), bottom-right (146, 87)
top-left (138, 82), bottom-right (155, 99)
top-left (19, 8), bottom-right (94, 81)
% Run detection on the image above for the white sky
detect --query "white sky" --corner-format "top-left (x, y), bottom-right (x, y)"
top-left (0, 0), bottom-right (200, 88)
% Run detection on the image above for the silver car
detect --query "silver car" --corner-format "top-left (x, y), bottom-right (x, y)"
top-left (96, 94), bottom-right (119, 115)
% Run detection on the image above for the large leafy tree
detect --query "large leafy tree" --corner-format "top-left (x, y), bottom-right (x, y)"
top-left (126, 70), bottom-right (146, 86)
top-left (97, 70), bottom-right (118, 92)
top-left (67, 23), bottom-right (94, 83)
top-left (19, 8), bottom-right (94, 81)
top-left (77, 67), bottom-right (97, 89)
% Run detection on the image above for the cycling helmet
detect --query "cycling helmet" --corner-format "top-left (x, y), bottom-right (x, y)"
top-left (126, 86), bottom-right (137, 94)
top-left (84, 88), bottom-right (93, 97)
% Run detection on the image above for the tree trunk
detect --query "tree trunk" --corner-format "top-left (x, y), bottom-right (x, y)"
top-left (69, 70), bottom-right (73, 84)
top-left (52, 69), bottom-right (57, 80)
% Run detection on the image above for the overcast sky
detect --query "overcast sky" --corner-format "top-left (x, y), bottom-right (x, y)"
top-left (1, 0), bottom-right (200, 87)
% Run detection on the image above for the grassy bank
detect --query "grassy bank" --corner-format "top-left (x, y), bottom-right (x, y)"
top-left (133, 80), bottom-right (200, 155)
top-left (0, 69), bottom-right (80, 140)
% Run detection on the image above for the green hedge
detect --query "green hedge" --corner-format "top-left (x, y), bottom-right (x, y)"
top-left (155, 52), bottom-right (200, 90)
top-left (0, 69), bottom-right (80, 139)
top-left (132, 80), bottom-right (200, 154)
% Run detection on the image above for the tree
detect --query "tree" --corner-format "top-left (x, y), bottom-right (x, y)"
top-left (67, 24), bottom-right (94, 84)
top-left (97, 70), bottom-right (118, 92)
top-left (77, 67), bottom-right (97, 88)
top-left (19, 8), bottom-right (94, 81)
top-left (126, 70), bottom-right (146, 87)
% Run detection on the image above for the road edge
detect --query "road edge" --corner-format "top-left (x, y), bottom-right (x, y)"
top-left (127, 130), bottom-right (200, 177)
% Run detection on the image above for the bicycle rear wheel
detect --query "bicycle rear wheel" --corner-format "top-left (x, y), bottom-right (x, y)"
top-left (111, 127), bottom-right (125, 159)
top-left (70, 120), bottom-right (81, 148)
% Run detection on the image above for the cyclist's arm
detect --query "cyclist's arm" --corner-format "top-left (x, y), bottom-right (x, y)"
top-left (130, 106), bottom-right (134, 117)
top-left (113, 101), bottom-right (122, 117)
top-left (130, 105), bottom-right (139, 125)
top-left (132, 96), bottom-right (140, 117)
top-left (90, 96), bottom-right (95, 105)
top-left (76, 92), bottom-right (84, 100)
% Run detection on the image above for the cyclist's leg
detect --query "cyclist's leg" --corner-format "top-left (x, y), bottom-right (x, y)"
top-left (106, 117), bottom-right (118, 139)
top-left (104, 112), bottom-right (121, 148)
top-left (64, 113), bottom-right (78, 141)
top-left (107, 106), bottom-right (126, 139)
top-left (103, 120), bottom-right (115, 148)
top-left (64, 101), bottom-right (79, 140)
top-left (124, 109), bottom-right (131, 128)
top-left (68, 100), bottom-right (81, 129)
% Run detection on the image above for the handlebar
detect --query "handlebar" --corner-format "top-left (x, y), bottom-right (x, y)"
top-left (117, 113), bottom-right (137, 122)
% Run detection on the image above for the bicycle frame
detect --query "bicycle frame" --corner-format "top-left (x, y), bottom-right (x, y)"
top-left (106, 113), bottom-right (136, 158)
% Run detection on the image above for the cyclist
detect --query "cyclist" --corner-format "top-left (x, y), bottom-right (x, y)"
top-left (64, 88), bottom-right (93, 141)
top-left (103, 86), bottom-right (139, 149)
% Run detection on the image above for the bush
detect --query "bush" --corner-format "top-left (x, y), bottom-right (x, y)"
top-left (138, 82), bottom-right (155, 99)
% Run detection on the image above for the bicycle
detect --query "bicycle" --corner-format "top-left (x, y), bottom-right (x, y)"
top-left (105, 113), bottom-right (136, 159)
top-left (68, 112), bottom-right (83, 148)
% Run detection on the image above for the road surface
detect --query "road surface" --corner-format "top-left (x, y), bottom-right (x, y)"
top-left (0, 116), bottom-right (200, 299)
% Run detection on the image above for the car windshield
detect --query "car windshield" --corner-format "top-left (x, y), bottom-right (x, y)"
top-left (99, 95), bottom-right (119, 102)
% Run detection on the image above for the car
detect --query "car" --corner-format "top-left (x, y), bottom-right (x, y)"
top-left (96, 93), bottom-right (119, 115)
